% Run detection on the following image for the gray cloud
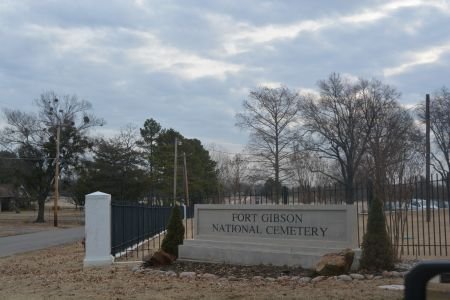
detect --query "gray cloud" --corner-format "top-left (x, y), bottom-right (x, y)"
top-left (1, 0), bottom-right (449, 153)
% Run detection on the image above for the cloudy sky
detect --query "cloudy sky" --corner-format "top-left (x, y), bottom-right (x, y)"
top-left (1, 0), bottom-right (449, 152)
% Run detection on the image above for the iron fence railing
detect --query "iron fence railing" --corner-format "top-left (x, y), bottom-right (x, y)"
top-left (111, 202), bottom-right (173, 258)
top-left (111, 175), bottom-right (449, 259)
top-left (187, 176), bottom-right (449, 257)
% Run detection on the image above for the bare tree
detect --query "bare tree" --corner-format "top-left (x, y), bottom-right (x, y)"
top-left (0, 92), bottom-right (103, 222)
top-left (206, 145), bottom-right (252, 203)
top-left (300, 74), bottom-right (394, 203)
top-left (236, 86), bottom-right (302, 202)
top-left (228, 154), bottom-right (249, 201)
top-left (364, 82), bottom-right (421, 190)
top-left (289, 143), bottom-right (328, 188)
top-left (206, 144), bottom-right (233, 200)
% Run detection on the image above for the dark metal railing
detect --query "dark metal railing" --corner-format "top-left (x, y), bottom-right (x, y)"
top-left (110, 175), bottom-right (449, 259)
top-left (372, 176), bottom-right (450, 258)
top-left (111, 202), bottom-right (173, 258)
top-left (184, 176), bottom-right (449, 257)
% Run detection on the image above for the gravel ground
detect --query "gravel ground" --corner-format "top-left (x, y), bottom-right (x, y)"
top-left (2, 211), bottom-right (449, 299)
top-left (0, 242), bottom-right (409, 300)
top-left (157, 261), bottom-right (314, 279)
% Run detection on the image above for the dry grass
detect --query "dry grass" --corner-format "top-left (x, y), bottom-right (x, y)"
top-left (0, 242), bottom-right (411, 300)
top-left (0, 209), bottom-right (84, 237)
top-left (357, 209), bottom-right (450, 259)
top-left (0, 217), bottom-right (449, 299)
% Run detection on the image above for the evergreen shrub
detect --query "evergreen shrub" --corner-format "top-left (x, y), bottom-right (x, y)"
top-left (161, 205), bottom-right (185, 258)
top-left (360, 196), bottom-right (394, 271)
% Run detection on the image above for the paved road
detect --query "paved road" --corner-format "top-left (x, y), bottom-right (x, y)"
top-left (0, 226), bottom-right (84, 258)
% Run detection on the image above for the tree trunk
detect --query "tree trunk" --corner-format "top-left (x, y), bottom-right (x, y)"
top-left (345, 172), bottom-right (354, 204)
top-left (273, 179), bottom-right (278, 204)
top-left (35, 197), bottom-right (46, 223)
top-left (275, 135), bottom-right (280, 204)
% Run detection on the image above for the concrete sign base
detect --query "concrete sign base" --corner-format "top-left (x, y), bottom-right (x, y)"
top-left (179, 204), bottom-right (360, 269)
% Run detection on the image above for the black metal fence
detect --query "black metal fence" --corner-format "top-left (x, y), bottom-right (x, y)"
top-left (111, 175), bottom-right (449, 260)
top-left (111, 202), bottom-right (170, 259)
top-left (185, 176), bottom-right (450, 258)
top-left (381, 176), bottom-right (450, 258)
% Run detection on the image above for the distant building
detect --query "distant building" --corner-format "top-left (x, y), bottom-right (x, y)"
top-left (0, 184), bottom-right (17, 212)
top-left (0, 184), bottom-right (27, 212)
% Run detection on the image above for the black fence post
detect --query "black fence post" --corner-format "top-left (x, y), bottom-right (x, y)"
top-left (367, 180), bottom-right (374, 209)
top-left (282, 186), bottom-right (288, 205)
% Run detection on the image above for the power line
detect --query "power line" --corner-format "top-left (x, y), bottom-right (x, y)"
top-left (207, 149), bottom-right (254, 156)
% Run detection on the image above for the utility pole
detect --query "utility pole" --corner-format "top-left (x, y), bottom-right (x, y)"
top-left (50, 97), bottom-right (86, 226)
top-left (173, 137), bottom-right (178, 206)
top-left (183, 152), bottom-right (189, 206)
top-left (54, 125), bottom-right (60, 227)
top-left (426, 94), bottom-right (431, 222)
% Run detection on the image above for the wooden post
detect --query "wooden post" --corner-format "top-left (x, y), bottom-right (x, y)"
top-left (183, 152), bottom-right (189, 206)
top-left (173, 137), bottom-right (178, 206)
top-left (54, 125), bottom-right (60, 227)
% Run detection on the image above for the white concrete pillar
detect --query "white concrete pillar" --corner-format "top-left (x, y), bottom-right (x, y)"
top-left (83, 191), bottom-right (114, 267)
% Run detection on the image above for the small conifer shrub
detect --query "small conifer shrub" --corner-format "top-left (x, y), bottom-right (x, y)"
top-left (360, 197), bottom-right (394, 271)
top-left (161, 205), bottom-right (185, 258)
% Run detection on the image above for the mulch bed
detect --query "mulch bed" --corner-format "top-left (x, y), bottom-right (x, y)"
top-left (152, 260), bottom-right (314, 279)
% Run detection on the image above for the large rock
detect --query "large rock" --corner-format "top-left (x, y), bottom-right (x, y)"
top-left (143, 250), bottom-right (176, 267)
top-left (315, 249), bottom-right (354, 276)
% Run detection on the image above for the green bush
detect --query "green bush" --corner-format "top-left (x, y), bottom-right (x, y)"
top-left (161, 205), bottom-right (185, 258)
top-left (360, 197), bottom-right (394, 271)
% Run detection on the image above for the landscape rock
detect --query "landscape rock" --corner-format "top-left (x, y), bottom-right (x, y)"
top-left (350, 273), bottom-right (365, 280)
top-left (395, 260), bottom-right (418, 271)
top-left (378, 285), bottom-right (404, 290)
top-left (228, 276), bottom-right (240, 281)
top-left (144, 250), bottom-right (176, 267)
top-left (311, 276), bottom-right (326, 283)
top-left (374, 276), bottom-right (383, 280)
top-left (180, 271), bottom-right (196, 279)
top-left (298, 277), bottom-right (312, 283)
top-left (265, 277), bottom-right (276, 282)
top-left (202, 273), bottom-right (218, 280)
top-left (337, 275), bottom-right (352, 281)
top-left (365, 274), bottom-right (374, 280)
top-left (382, 271), bottom-right (393, 278)
top-left (391, 271), bottom-right (402, 278)
top-left (315, 248), bottom-right (355, 276)
top-left (131, 265), bottom-right (141, 273)
top-left (277, 276), bottom-right (290, 281)
top-left (252, 276), bottom-right (264, 281)
top-left (165, 271), bottom-right (177, 277)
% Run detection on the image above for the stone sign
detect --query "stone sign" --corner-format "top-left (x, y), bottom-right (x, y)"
top-left (179, 204), bottom-right (359, 268)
